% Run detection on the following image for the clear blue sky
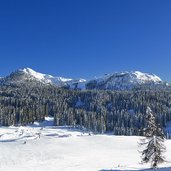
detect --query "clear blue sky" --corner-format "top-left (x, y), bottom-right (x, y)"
top-left (0, 0), bottom-right (171, 81)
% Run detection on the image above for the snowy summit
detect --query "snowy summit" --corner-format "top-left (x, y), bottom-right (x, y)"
top-left (86, 71), bottom-right (164, 90)
top-left (20, 67), bottom-right (73, 85)
top-left (0, 67), bottom-right (86, 87)
top-left (0, 68), bottom-right (168, 90)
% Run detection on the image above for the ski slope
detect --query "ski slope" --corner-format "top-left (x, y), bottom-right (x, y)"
top-left (0, 117), bottom-right (171, 171)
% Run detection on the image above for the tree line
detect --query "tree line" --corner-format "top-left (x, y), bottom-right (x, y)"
top-left (0, 82), bottom-right (171, 136)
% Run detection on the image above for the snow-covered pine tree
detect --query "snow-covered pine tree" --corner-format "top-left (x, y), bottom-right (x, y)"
top-left (140, 107), bottom-right (166, 169)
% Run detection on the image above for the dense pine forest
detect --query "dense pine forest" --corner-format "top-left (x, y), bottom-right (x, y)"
top-left (1, 81), bottom-right (171, 136)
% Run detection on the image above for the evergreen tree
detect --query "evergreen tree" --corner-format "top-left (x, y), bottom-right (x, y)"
top-left (140, 107), bottom-right (166, 168)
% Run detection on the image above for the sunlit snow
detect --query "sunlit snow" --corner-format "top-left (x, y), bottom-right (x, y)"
top-left (0, 117), bottom-right (171, 171)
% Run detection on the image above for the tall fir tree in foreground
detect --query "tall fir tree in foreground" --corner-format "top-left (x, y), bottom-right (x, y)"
top-left (140, 107), bottom-right (166, 169)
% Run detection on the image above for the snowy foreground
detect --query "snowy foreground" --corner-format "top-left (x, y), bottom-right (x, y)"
top-left (0, 117), bottom-right (171, 171)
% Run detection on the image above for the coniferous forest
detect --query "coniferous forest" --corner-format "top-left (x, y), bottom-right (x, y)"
top-left (1, 81), bottom-right (171, 136)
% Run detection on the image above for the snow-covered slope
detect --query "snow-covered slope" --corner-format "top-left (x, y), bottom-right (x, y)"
top-left (0, 118), bottom-right (171, 171)
top-left (21, 68), bottom-right (72, 83)
top-left (0, 68), bottom-right (169, 90)
top-left (20, 67), bottom-right (76, 86)
top-left (0, 68), bottom-right (86, 87)
top-left (86, 71), bottom-right (166, 90)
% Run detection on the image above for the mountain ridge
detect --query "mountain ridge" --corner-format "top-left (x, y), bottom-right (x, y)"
top-left (0, 68), bottom-right (169, 90)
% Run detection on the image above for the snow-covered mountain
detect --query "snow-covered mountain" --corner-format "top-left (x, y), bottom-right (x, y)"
top-left (0, 68), bottom-right (86, 87)
top-left (85, 71), bottom-right (167, 90)
top-left (0, 68), bottom-right (169, 90)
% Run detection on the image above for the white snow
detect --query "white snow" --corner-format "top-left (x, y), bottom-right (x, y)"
top-left (14, 68), bottom-right (165, 90)
top-left (133, 71), bottom-right (162, 83)
top-left (0, 117), bottom-right (171, 171)
top-left (20, 68), bottom-right (73, 83)
top-left (3, 68), bottom-right (167, 90)
top-left (21, 68), bottom-right (51, 81)
top-left (19, 68), bottom-right (86, 87)
top-left (94, 71), bottom-right (162, 84)
top-left (87, 71), bottom-right (163, 90)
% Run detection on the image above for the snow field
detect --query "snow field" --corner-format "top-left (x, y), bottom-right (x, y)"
top-left (0, 118), bottom-right (171, 171)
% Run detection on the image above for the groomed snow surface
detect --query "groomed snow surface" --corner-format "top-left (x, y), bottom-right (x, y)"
top-left (0, 117), bottom-right (171, 171)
